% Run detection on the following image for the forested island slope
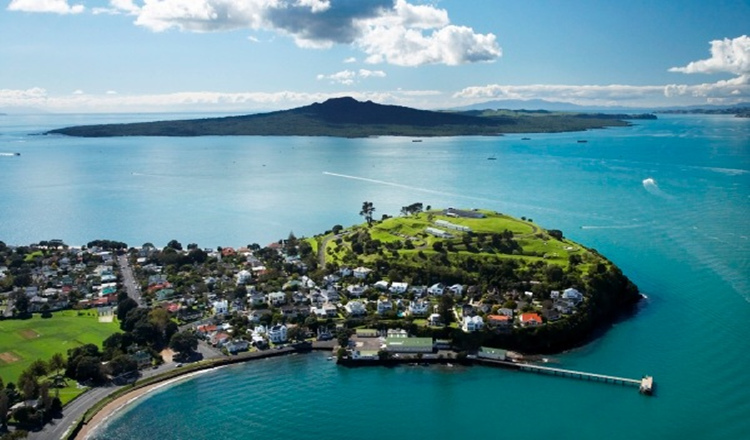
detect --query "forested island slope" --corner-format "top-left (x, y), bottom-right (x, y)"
top-left (46, 97), bottom-right (654, 138)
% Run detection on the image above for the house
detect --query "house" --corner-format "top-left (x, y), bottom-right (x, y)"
top-left (351, 350), bottom-right (379, 360)
top-left (408, 300), bottom-right (430, 316)
top-left (462, 315), bottom-right (484, 332)
top-left (346, 285), bottom-right (365, 297)
top-left (309, 292), bottom-right (325, 306)
top-left (248, 292), bottom-right (266, 307)
top-left (459, 303), bottom-right (474, 317)
top-left (428, 283), bottom-right (445, 296)
top-left (268, 324), bottom-right (288, 344)
top-left (409, 285), bottom-right (426, 297)
top-left (387, 328), bottom-right (408, 338)
top-left (563, 287), bottom-right (584, 305)
top-left (130, 350), bottom-right (152, 369)
top-left (389, 282), bottom-right (409, 295)
top-left (236, 270), bottom-right (252, 285)
top-left (211, 332), bottom-right (231, 347)
top-left (374, 280), bottom-right (390, 291)
top-left (339, 267), bottom-right (353, 277)
top-left (226, 339), bottom-right (250, 354)
top-left (352, 267), bottom-right (372, 280)
top-left (376, 299), bottom-right (392, 314)
top-left (212, 300), bottom-right (229, 315)
top-left (449, 284), bottom-right (464, 296)
top-left (435, 219), bottom-right (472, 232)
top-left (345, 300), bottom-right (367, 316)
top-left (322, 288), bottom-right (340, 303)
top-left (486, 314), bottom-right (512, 328)
top-left (543, 308), bottom-right (561, 321)
top-left (496, 308), bottom-right (514, 317)
top-left (550, 290), bottom-right (561, 299)
top-left (520, 313), bottom-right (543, 327)
top-left (267, 291), bottom-right (286, 306)
top-left (428, 313), bottom-right (442, 326)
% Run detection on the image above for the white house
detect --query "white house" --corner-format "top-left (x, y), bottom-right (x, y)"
top-left (346, 285), bottom-right (365, 297)
top-left (428, 313), bottom-right (442, 326)
top-left (462, 315), bottom-right (484, 332)
top-left (339, 267), bottom-right (353, 277)
top-left (345, 300), bottom-right (367, 316)
top-left (408, 300), bottom-right (430, 316)
top-left (389, 282), bottom-right (409, 295)
top-left (550, 290), bottom-right (561, 299)
top-left (247, 292), bottom-right (266, 307)
top-left (322, 288), bottom-right (341, 303)
top-left (267, 291), bottom-right (287, 306)
top-left (428, 283), bottom-right (445, 296)
top-left (212, 300), bottom-right (229, 315)
top-left (563, 287), bottom-right (584, 305)
top-left (374, 280), bottom-right (390, 291)
top-left (236, 269), bottom-right (252, 285)
top-left (376, 298), bottom-right (393, 314)
top-left (353, 267), bottom-right (372, 280)
top-left (268, 324), bottom-right (287, 343)
top-left (225, 339), bottom-right (250, 354)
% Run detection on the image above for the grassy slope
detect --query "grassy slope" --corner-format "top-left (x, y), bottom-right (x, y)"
top-left (323, 210), bottom-right (593, 271)
top-left (0, 310), bottom-right (119, 392)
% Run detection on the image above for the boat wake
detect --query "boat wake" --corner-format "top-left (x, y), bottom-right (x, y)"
top-left (642, 177), bottom-right (672, 199)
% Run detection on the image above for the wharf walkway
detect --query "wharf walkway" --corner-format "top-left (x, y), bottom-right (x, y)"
top-left (478, 359), bottom-right (654, 395)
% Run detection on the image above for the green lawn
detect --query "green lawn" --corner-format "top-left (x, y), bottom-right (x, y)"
top-left (0, 310), bottom-right (120, 386)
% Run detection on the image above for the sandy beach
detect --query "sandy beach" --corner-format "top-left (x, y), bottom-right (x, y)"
top-left (75, 369), bottom-right (216, 439)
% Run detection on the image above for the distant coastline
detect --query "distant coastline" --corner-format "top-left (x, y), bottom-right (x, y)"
top-left (44, 97), bottom-right (654, 138)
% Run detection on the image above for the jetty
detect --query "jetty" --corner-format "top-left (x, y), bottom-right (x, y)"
top-left (478, 358), bottom-right (654, 395)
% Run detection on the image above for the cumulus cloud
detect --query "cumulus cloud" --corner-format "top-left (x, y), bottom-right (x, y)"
top-left (317, 69), bottom-right (386, 85)
top-left (669, 35), bottom-right (750, 76)
top-left (454, 83), bottom-right (664, 104)
top-left (84, 0), bottom-right (500, 66)
top-left (0, 87), bottom-right (446, 112)
top-left (8, 0), bottom-right (84, 14)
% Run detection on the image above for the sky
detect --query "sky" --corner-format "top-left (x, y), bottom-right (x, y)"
top-left (1, 0), bottom-right (749, 113)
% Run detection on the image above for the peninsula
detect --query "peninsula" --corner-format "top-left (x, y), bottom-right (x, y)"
top-left (45, 97), bottom-right (654, 138)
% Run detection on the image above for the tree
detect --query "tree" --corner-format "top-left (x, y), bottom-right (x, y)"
top-left (0, 391), bottom-right (8, 430)
top-left (359, 201), bottom-right (375, 226)
top-left (107, 355), bottom-right (137, 377)
top-left (9, 291), bottom-right (30, 317)
top-left (166, 239), bottom-right (182, 251)
top-left (438, 293), bottom-right (455, 326)
top-left (169, 331), bottom-right (198, 356)
top-left (116, 298), bottom-right (138, 323)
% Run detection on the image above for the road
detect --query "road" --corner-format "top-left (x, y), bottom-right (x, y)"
top-left (27, 342), bottom-right (225, 440)
top-left (117, 254), bottom-right (143, 307)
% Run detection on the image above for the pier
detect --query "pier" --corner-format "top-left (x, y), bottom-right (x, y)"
top-left (478, 359), bottom-right (654, 395)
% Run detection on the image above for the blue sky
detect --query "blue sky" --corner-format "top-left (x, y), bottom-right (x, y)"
top-left (1, 0), bottom-right (749, 112)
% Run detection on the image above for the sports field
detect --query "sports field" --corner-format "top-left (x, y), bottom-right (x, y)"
top-left (0, 310), bottom-right (120, 386)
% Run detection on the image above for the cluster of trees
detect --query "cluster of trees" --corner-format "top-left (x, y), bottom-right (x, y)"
top-left (86, 239), bottom-right (128, 251)
top-left (400, 202), bottom-right (429, 216)
top-left (0, 355), bottom-right (65, 432)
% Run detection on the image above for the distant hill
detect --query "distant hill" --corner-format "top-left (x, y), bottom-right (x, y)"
top-left (46, 97), bottom-right (641, 138)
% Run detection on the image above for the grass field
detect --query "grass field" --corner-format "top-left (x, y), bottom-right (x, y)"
top-left (0, 310), bottom-right (120, 387)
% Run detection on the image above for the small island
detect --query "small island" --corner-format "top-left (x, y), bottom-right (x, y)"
top-left (45, 97), bottom-right (654, 138)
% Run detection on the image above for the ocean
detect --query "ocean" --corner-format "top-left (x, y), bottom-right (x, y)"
top-left (1, 113), bottom-right (748, 439)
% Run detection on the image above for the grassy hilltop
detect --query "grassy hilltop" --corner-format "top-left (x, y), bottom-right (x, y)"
top-left (312, 208), bottom-right (641, 353)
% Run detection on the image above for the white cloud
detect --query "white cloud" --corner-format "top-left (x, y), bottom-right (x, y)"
top-left (669, 35), bottom-right (750, 76)
top-left (8, 0), bottom-right (84, 14)
top-left (0, 87), bottom-right (449, 112)
top-left (317, 69), bottom-right (386, 85)
top-left (72, 89), bottom-right (84, 95)
top-left (84, 0), bottom-right (500, 66)
top-left (343, 57), bottom-right (357, 63)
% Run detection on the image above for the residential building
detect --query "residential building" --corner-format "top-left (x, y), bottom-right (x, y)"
top-left (462, 315), bottom-right (484, 332)
top-left (268, 324), bottom-right (288, 344)
top-left (376, 298), bottom-right (392, 314)
top-left (267, 291), bottom-right (286, 306)
top-left (352, 267), bottom-right (372, 280)
top-left (212, 300), bottom-right (228, 315)
top-left (520, 312), bottom-right (543, 326)
top-left (345, 300), bottom-right (367, 316)
top-left (389, 282), bottom-right (409, 295)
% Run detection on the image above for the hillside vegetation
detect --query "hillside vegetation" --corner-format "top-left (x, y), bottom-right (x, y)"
top-left (46, 97), bottom-right (645, 138)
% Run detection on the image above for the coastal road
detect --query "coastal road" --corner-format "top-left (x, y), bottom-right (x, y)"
top-left (117, 254), bottom-right (143, 307)
top-left (28, 360), bottom-right (184, 440)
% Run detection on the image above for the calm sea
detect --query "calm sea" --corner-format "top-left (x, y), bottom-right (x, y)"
top-left (1, 113), bottom-right (748, 439)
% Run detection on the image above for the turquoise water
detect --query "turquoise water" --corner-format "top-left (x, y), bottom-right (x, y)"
top-left (1, 114), bottom-right (748, 438)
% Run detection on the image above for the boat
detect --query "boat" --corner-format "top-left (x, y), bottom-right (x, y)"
top-left (521, 137), bottom-right (531, 140)
top-left (577, 140), bottom-right (588, 143)
top-left (487, 156), bottom-right (497, 160)
top-left (412, 139), bottom-right (423, 143)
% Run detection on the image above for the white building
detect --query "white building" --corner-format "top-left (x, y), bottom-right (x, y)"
top-left (563, 287), bottom-right (584, 305)
top-left (425, 227), bottom-right (453, 239)
top-left (345, 300), bottom-right (367, 316)
top-left (376, 298), bottom-right (393, 314)
top-left (347, 285), bottom-right (365, 297)
top-left (374, 280), bottom-right (390, 291)
top-left (353, 267), bottom-right (372, 279)
top-left (268, 324), bottom-right (288, 343)
top-left (212, 300), bottom-right (229, 315)
top-left (236, 269), bottom-right (252, 285)
top-left (408, 300), bottom-right (430, 316)
top-left (428, 283), bottom-right (445, 296)
top-left (435, 219), bottom-right (472, 232)
top-left (462, 315), bottom-right (484, 332)
top-left (267, 291), bottom-right (287, 306)
top-left (389, 282), bottom-right (409, 295)
top-left (449, 284), bottom-right (464, 296)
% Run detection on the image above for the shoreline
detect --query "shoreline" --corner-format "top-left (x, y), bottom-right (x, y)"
top-left (75, 368), bottom-right (220, 439)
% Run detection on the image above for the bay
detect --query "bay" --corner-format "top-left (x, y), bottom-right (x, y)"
top-left (1, 113), bottom-right (748, 438)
